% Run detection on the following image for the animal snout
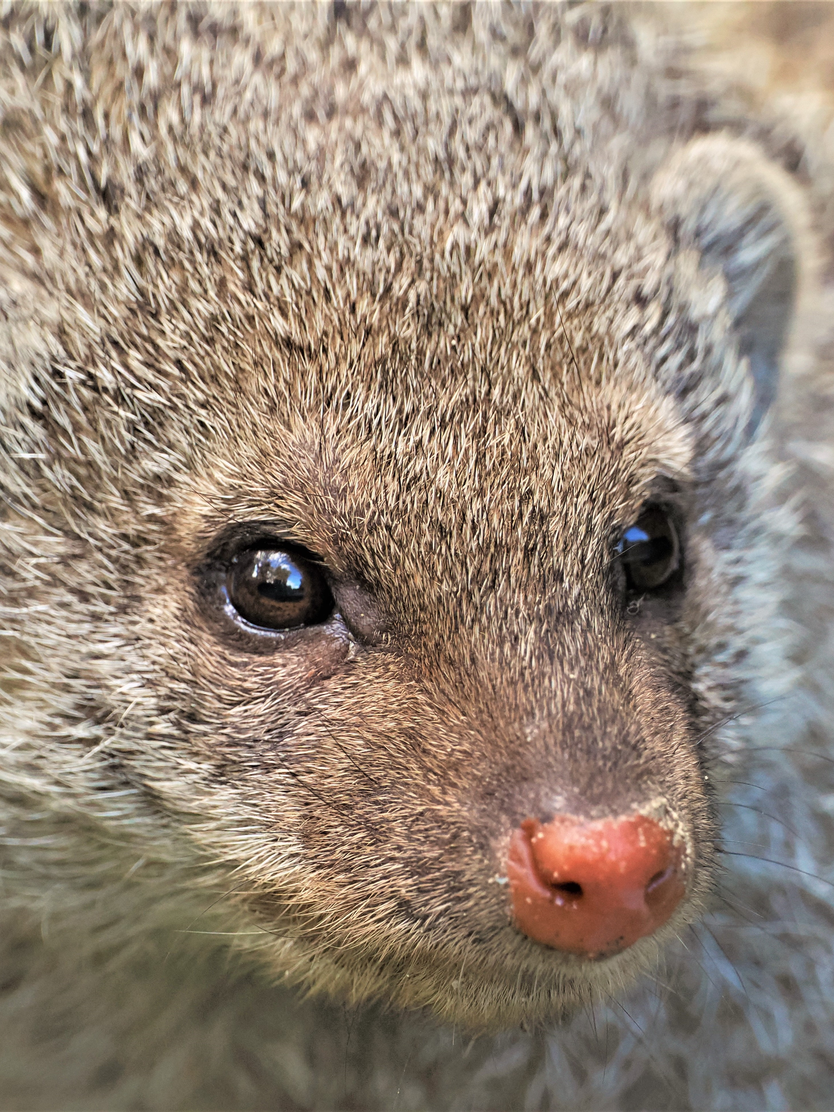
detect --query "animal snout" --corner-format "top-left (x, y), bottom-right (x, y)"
top-left (506, 813), bottom-right (686, 958)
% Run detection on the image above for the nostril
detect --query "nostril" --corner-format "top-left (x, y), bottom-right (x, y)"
top-left (551, 880), bottom-right (583, 901)
top-left (646, 867), bottom-right (671, 894)
top-left (506, 812), bottom-right (687, 957)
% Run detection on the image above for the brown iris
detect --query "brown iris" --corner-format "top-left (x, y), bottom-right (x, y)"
top-left (226, 547), bottom-right (334, 630)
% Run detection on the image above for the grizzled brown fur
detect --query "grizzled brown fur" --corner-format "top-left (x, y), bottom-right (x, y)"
top-left (1, 3), bottom-right (833, 1109)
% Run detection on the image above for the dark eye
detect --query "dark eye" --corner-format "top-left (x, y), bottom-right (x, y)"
top-left (615, 506), bottom-right (681, 592)
top-left (225, 546), bottom-right (335, 631)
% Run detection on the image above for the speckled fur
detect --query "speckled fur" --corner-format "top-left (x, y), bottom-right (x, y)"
top-left (0, 3), bottom-right (833, 1109)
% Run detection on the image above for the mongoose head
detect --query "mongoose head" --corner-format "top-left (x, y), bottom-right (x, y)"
top-left (0, 6), bottom-right (808, 1028)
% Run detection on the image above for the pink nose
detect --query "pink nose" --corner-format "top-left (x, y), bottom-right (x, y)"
top-left (506, 813), bottom-right (686, 958)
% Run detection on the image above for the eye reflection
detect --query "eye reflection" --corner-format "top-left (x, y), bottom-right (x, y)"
top-left (250, 553), bottom-right (305, 602)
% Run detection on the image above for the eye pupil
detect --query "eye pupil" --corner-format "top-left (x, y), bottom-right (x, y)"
top-left (259, 579), bottom-right (302, 601)
top-left (226, 546), bottom-right (333, 630)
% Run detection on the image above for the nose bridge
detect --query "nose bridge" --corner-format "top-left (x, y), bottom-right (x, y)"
top-left (414, 600), bottom-right (674, 817)
top-left (485, 603), bottom-right (643, 738)
top-left (428, 577), bottom-right (622, 694)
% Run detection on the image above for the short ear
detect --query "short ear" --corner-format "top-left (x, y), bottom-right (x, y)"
top-left (650, 134), bottom-right (807, 433)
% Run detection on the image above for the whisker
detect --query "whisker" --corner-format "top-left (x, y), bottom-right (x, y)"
top-left (721, 837), bottom-right (790, 852)
top-left (710, 778), bottom-right (772, 794)
top-left (174, 929), bottom-right (267, 936)
top-left (270, 749), bottom-right (353, 817)
top-left (712, 886), bottom-right (767, 926)
top-left (342, 1003), bottom-right (356, 1097)
top-left (318, 715), bottom-right (381, 787)
top-left (600, 998), bottom-right (610, 1087)
top-left (684, 920), bottom-right (751, 1000)
top-left (717, 800), bottom-right (802, 840)
top-left (597, 990), bottom-right (682, 1099)
top-left (712, 915), bottom-right (833, 941)
top-left (695, 695), bottom-right (791, 748)
top-left (392, 1044), bottom-right (414, 1112)
top-left (164, 877), bottom-right (265, 962)
top-left (585, 995), bottom-right (599, 1042)
top-left (693, 922), bottom-right (748, 995)
top-left (719, 850), bottom-right (834, 890)
top-left (714, 881), bottom-right (832, 953)
top-left (269, 745), bottom-right (392, 845)
top-left (675, 926), bottom-right (723, 994)
top-left (739, 744), bottom-right (834, 767)
top-left (555, 300), bottom-right (581, 377)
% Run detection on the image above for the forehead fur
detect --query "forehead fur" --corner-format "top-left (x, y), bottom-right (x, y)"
top-left (177, 363), bottom-right (692, 594)
top-left (1, 4), bottom-right (691, 395)
top-left (0, 5), bottom-right (701, 612)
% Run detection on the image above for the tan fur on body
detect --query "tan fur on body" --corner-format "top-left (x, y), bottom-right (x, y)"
top-left (0, 3), bottom-right (833, 1108)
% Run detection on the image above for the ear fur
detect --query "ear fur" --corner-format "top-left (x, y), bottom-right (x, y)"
top-left (650, 134), bottom-right (809, 434)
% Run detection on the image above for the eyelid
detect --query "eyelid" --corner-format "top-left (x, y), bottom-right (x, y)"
top-left (202, 523), bottom-right (325, 566)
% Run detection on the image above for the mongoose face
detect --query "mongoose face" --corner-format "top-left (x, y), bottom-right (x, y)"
top-left (0, 4), bottom-right (807, 1030)
top-left (166, 334), bottom-right (710, 1023)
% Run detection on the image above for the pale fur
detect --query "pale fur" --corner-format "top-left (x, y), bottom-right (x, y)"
top-left (0, 4), bottom-right (833, 1110)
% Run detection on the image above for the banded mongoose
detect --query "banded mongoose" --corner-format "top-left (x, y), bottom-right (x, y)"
top-left (1, 3), bottom-right (833, 1109)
